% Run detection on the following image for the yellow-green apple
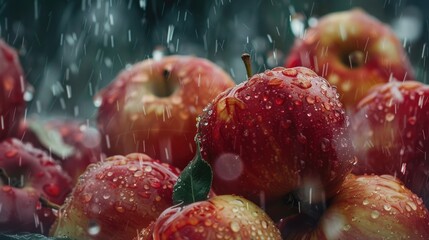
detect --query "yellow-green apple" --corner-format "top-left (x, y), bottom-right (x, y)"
top-left (285, 9), bottom-right (415, 111)
top-left (96, 55), bottom-right (235, 170)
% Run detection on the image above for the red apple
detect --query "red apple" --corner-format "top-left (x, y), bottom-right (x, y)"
top-left (148, 195), bottom-right (281, 239)
top-left (50, 153), bottom-right (181, 240)
top-left (351, 80), bottom-right (429, 208)
top-left (96, 55), bottom-right (235, 170)
top-left (285, 9), bottom-right (415, 112)
top-left (16, 117), bottom-right (103, 184)
top-left (197, 63), bottom-right (355, 206)
top-left (0, 138), bottom-right (72, 235)
top-left (0, 40), bottom-right (28, 141)
top-left (278, 174), bottom-right (429, 239)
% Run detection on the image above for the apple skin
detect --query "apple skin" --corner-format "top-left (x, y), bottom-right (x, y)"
top-left (0, 138), bottom-right (72, 235)
top-left (279, 174), bottom-right (429, 239)
top-left (16, 117), bottom-right (103, 185)
top-left (149, 195), bottom-right (282, 239)
top-left (50, 153), bottom-right (181, 240)
top-left (0, 40), bottom-right (28, 141)
top-left (96, 55), bottom-right (235, 170)
top-left (351, 80), bottom-right (429, 208)
top-left (197, 66), bottom-right (355, 206)
top-left (285, 9), bottom-right (415, 111)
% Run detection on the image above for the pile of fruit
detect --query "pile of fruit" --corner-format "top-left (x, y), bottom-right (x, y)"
top-left (1, 9), bottom-right (429, 240)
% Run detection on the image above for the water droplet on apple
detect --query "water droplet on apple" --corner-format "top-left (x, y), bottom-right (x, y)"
top-left (306, 96), bottom-right (315, 104)
top-left (362, 199), bottom-right (369, 205)
top-left (406, 201), bottom-right (417, 211)
top-left (82, 193), bottom-right (92, 203)
top-left (407, 116), bottom-right (417, 125)
top-left (230, 221), bottom-right (240, 232)
top-left (87, 220), bottom-right (101, 236)
top-left (371, 210), bottom-right (380, 219)
top-left (115, 205), bottom-right (125, 213)
top-left (385, 113), bottom-right (395, 122)
top-left (343, 224), bottom-right (351, 231)
top-left (282, 69), bottom-right (298, 77)
top-left (383, 204), bottom-right (392, 211)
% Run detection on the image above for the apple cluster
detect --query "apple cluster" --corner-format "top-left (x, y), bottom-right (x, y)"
top-left (1, 8), bottom-right (429, 240)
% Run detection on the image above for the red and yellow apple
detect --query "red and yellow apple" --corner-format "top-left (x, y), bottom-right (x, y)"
top-left (96, 55), bottom-right (235, 170)
top-left (279, 174), bottom-right (429, 239)
top-left (285, 9), bottom-right (415, 111)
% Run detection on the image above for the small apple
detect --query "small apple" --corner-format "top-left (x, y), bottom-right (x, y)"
top-left (16, 117), bottom-right (103, 185)
top-left (278, 174), bottom-right (429, 239)
top-left (96, 55), bottom-right (235, 170)
top-left (351, 80), bottom-right (429, 208)
top-left (50, 153), bottom-right (181, 240)
top-left (285, 9), bottom-right (415, 111)
top-left (0, 138), bottom-right (72, 235)
top-left (197, 56), bottom-right (355, 206)
top-left (0, 40), bottom-right (28, 141)
top-left (150, 195), bottom-right (282, 239)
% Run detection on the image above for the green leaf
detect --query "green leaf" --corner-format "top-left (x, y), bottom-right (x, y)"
top-left (173, 143), bottom-right (213, 205)
top-left (27, 120), bottom-right (75, 158)
top-left (0, 233), bottom-right (71, 240)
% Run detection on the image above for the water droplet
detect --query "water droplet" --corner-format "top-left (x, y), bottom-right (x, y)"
top-left (275, 97), bottom-right (284, 105)
top-left (43, 183), bottom-right (60, 197)
top-left (292, 75), bottom-right (312, 89)
top-left (384, 204), bottom-right (392, 211)
top-left (306, 96), bottom-right (315, 104)
top-left (103, 194), bottom-right (110, 200)
top-left (406, 201), bottom-right (417, 211)
top-left (115, 205), bottom-right (125, 213)
top-left (408, 116), bottom-right (417, 125)
top-left (261, 220), bottom-right (268, 229)
top-left (134, 171), bottom-right (143, 177)
top-left (362, 199), bottom-right (369, 205)
top-left (82, 193), bottom-right (92, 203)
top-left (343, 224), bottom-right (351, 231)
top-left (128, 165), bottom-right (138, 172)
top-left (321, 138), bottom-right (330, 152)
top-left (385, 113), bottom-right (395, 122)
top-left (5, 149), bottom-right (18, 158)
top-left (230, 221), bottom-right (240, 232)
top-left (282, 68), bottom-right (298, 77)
top-left (371, 210), bottom-right (380, 219)
top-left (144, 165), bottom-right (153, 172)
top-left (88, 221), bottom-right (101, 236)
top-left (107, 172), bottom-right (113, 177)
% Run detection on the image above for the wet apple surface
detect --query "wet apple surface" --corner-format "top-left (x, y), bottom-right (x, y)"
top-left (1, 3), bottom-right (429, 240)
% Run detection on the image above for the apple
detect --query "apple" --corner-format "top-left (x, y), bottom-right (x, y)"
top-left (50, 153), bottom-right (181, 240)
top-left (96, 55), bottom-right (235, 170)
top-left (0, 138), bottom-right (72, 235)
top-left (0, 40), bottom-right (29, 141)
top-left (148, 195), bottom-right (282, 239)
top-left (351, 80), bottom-right (429, 208)
top-left (197, 59), bottom-right (355, 207)
top-left (16, 117), bottom-right (103, 185)
top-left (285, 9), bottom-right (415, 112)
top-left (278, 174), bottom-right (429, 239)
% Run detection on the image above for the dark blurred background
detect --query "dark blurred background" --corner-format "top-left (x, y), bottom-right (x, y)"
top-left (0, 0), bottom-right (428, 119)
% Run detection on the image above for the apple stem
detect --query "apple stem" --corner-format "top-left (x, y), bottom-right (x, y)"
top-left (39, 196), bottom-right (60, 210)
top-left (0, 168), bottom-right (10, 185)
top-left (158, 69), bottom-right (173, 97)
top-left (241, 53), bottom-right (252, 79)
